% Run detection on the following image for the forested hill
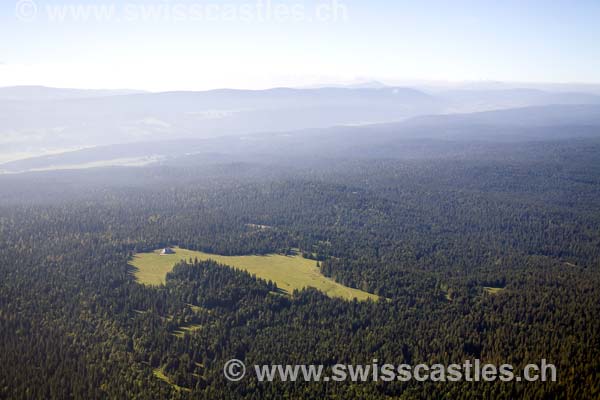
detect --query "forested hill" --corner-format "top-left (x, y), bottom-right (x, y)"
top-left (3, 104), bottom-right (600, 173)
top-left (1, 134), bottom-right (600, 398)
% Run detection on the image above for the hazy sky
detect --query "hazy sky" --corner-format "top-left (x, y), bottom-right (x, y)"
top-left (1, 0), bottom-right (599, 90)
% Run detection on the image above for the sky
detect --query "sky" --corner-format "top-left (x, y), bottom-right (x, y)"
top-left (0, 0), bottom-right (599, 91)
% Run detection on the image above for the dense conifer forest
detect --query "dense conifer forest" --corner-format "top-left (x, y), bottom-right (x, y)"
top-left (1, 139), bottom-right (600, 399)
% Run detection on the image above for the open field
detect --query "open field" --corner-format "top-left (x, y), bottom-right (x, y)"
top-left (130, 247), bottom-right (378, 301)
top-left (172, 324), bottom-right (203, 338)
top-left (484, 286), bottom-right (505, 294)
top-left (152, 368), bottom-right (191, 392)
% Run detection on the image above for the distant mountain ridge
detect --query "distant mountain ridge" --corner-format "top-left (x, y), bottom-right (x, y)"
top-left (0, 86), bottom-right (442, 163)
top-left (0, 86), bottom-right (146, 101)
top-left (1, 84), bottom-right (600, 165)
top-left (3, 104), bottom-right (600, 173)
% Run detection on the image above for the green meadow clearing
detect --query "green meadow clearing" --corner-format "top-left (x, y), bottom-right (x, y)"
top-left (152, 368), bottom-right (190, 392)
top-left (171, 323), bottom-right (203, 338)
top-left (484, 286), bottom-right (506, 294)
top-left (130, 247), bottom-right (378, 301)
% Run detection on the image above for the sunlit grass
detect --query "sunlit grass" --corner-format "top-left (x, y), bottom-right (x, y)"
top-left (152, 368), bottom-right (191, 392)
top-left (171, 324), bottom-right (202, 338)
top-left (483, 286), bottom-right (505, 294)
top-left (130, 246), bottom-right (378, 301)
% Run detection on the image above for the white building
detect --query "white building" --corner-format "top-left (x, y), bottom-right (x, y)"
top-left (160, 247), bottom-right (175, 255)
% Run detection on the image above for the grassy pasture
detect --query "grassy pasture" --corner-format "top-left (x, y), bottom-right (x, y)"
top-left (171, 324), bottom-right (202, 338)
top-left (152, 368), bottom-right (190, 392)
top-left (483, 286), bottom-right (505, 294)
top-left (130, 247), bottom-right (378, 301)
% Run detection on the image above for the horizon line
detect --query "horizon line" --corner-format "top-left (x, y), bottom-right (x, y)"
top-left (2, 79), bottom-right (600, 93)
